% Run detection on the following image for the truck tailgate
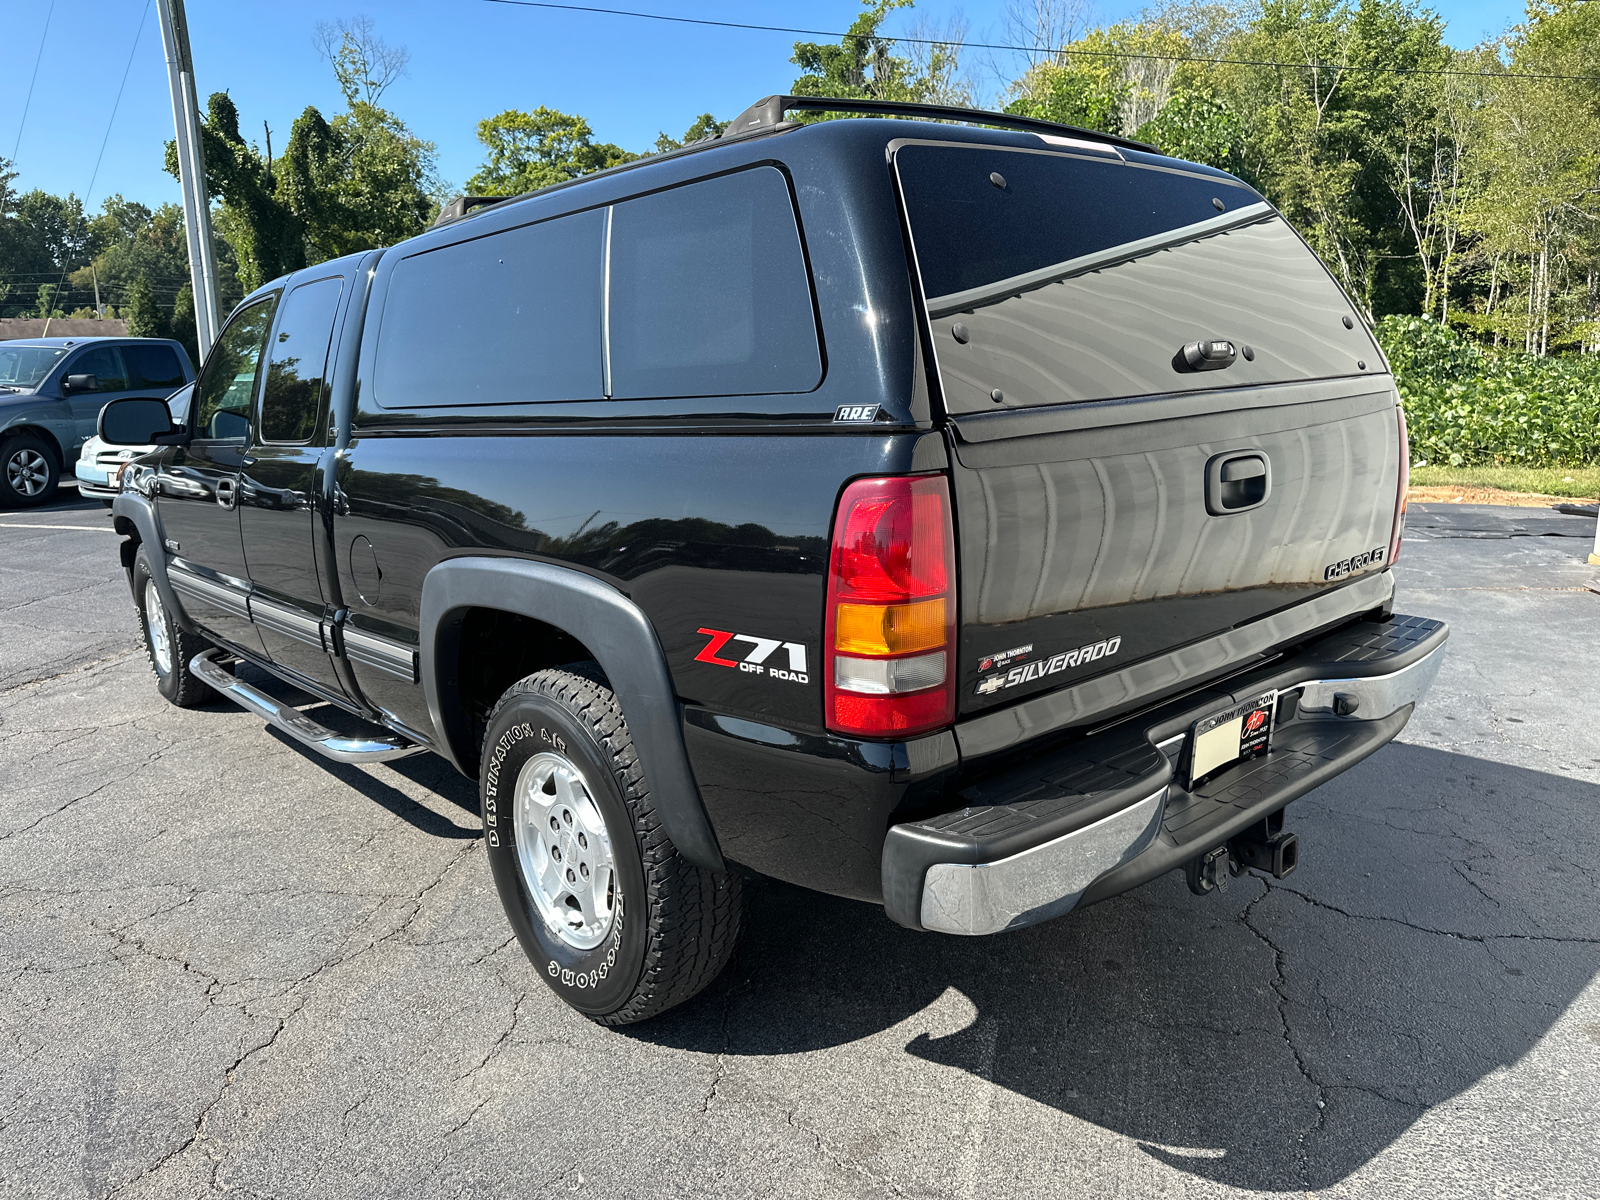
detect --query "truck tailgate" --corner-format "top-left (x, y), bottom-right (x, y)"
top-left (948, 380), bottom-right (1401, 714)
top-left (894, 138), bottom-right (1403, 719)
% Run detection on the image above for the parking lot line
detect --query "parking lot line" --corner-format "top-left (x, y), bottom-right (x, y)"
top-left (0, 523), bottom-right (117, 532)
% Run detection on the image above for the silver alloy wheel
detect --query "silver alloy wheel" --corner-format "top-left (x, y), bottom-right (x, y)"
top-left (6, 448), bottom-right (50, 497)
top-left (144, 577), bottom-right (172, 676)
top-left (513, 750), bottom-right (617, 950)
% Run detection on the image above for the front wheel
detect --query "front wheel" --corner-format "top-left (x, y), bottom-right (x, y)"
top-left (132, 547), bottom-right (214, 707)
top-left (481, 667), bottom-right (742, 1025)
top-left (0, 432), bottom-right (59, 508)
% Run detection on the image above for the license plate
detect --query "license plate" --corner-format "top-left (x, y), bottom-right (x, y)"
top-left (1186, 689), bottom-right (1278, 788)
top-left (107, 465), bottom-right (124, 487)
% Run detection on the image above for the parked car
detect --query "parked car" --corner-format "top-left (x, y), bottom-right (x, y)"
top-left (100, 96), bottom-right (1446, 1026)
top-left (76, 383), bottom-right (194, 505)
top-left (0, 336), bottom-right (193, 507)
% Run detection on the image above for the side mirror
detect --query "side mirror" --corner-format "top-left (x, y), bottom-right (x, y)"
top-left (99, 396), bottom-right (184, 446)
top-left (62, 373), bottom-right (98, 394)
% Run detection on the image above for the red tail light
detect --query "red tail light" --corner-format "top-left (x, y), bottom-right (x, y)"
top-left (1390, 403), bottom-right (1409, 567)
top-left (824, 474), bottom-right (956, 738)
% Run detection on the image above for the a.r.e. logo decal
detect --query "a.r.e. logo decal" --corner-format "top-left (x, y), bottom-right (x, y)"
top-left (834, 404), bottom-right (882, 423)
top-left (695, 628), bottom-right (810, 684)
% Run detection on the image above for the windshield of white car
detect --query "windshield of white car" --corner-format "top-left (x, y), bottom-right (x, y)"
top-left (0, 346), bottom-right (68, 388)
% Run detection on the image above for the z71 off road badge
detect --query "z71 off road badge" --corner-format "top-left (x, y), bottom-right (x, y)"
top-left (694, 628), bottom-right (809, 684)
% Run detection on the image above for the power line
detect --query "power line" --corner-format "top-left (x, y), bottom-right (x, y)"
top-left (40, 0), bottom-right (153, 323)
top-left (479, 0), bottom-right (1599, 83)
top-left (11, 1), bottom-right (55, 164)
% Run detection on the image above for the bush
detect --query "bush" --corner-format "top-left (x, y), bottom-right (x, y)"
top-left (1375, 315), bottom-right (1600, 467)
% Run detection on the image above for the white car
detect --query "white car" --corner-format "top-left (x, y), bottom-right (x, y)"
top-left (76, 383), bottom-right (192, 504)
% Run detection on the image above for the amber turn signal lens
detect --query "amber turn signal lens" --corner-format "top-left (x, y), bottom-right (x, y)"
top-left (833, 598), bottom-right (947, 656)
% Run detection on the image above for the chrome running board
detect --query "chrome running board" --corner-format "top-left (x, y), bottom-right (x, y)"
top-left (189, 650), bottom-right (426, 764)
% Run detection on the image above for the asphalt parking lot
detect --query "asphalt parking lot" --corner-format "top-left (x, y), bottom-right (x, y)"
top-left (2, 489), bottom-right (1597, 1199)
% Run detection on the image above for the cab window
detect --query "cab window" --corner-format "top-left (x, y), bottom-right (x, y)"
top-left (69, 345), bottom-right (128, 392)
top-left (259, 276), bottom-right (344, 442)
top-left (123, 343), bottom-right (187, 390)
top-left (191, 298), bottom-right (277, 440)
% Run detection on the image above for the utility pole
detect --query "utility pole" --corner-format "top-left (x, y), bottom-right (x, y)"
top-left (155, 0), bottom-right (221, 357)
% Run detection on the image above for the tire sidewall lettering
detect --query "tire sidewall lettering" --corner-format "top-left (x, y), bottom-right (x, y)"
top-left (481, 692), bottom-right (643, 1016)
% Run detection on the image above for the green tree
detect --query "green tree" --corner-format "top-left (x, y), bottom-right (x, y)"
top-left (170, 283), bottom-right (199, 367)
top-left (1134, 92), bottom-right (1246, 172)
top-left (124, 275), bottom-right (170, 338)
top-left (30, 283), bottom-right (65, 319)
top-left (655, 114), bottom-right (729, 153)
top-left (1007, 66), bottom-right (1129, 133)
top-left (1209, 0), bottom-right (1452, 317)
top-left (168, 91), bottom-right (304, 291)
top-left (789, 0), bottom-right (963, 109)
top-left (166, 17), bottom-right (440, 287)
top-left (1451, 0), bottom-right (1600, 352)
top-left (466, 108), bottom-right (637, 196)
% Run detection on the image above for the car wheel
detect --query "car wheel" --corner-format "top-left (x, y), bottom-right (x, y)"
top-left (481, 666), bottom-right (743, 1025)
top-left (0, 433), bottom-right (59, 508)
top-left (132, 546), bottom-right (214, 707)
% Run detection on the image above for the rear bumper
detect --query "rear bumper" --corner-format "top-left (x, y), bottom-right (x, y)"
top-left (882, 614), bottom-right (1448, 935)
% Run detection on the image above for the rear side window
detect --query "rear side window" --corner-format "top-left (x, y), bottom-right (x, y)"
top-left (260, 276), bottom-right (343, 442)
top-left (896, 144), bottom-right (1378, 412)
top-left (607, 166), bottom-right (820, 399)
top-left (123, 344), bottom-right (186, 390)
top-left (375, 208), bottom-right (606, 408)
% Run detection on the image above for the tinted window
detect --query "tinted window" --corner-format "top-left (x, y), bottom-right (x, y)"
top-left (260, 276), bottom-right (343, 442)
top-left (897, 144), bottom-right (1378, 411)
top-left (375, 208), bottom-right (605, 408)
top-left (608, 166), bottom-right (820, 399)
top-left (71, 346), bottom-right (128, 392)
top-left (192, 298), bottom-right (277, 440)
top-left (123, 343), bottom-right (187, 390)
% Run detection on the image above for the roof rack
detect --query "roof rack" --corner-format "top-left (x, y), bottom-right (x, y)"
top-left (721, 95), bottom-right (1157, 154)
top-left (432, 194), bottom-right (511, 227)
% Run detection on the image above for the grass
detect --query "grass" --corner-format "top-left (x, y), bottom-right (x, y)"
top-left (1408, 464), bottom-right (1600, 500)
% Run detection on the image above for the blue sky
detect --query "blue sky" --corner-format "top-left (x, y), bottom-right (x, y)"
top-left (6, 0), bottom-right (1528, 214)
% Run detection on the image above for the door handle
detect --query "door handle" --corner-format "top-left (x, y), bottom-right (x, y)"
top-left (1205, 451), bottom-right (1271, 515)
top-left (1179, 338), bottom-right (1237, 372)
top-left (215, 477), bottom-right (238, 510)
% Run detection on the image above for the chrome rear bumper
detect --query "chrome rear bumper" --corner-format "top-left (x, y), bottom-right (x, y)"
top-left (883, 614), bottom-right (1448, 936)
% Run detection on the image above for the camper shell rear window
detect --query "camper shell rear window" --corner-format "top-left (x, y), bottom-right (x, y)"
top-left (895, 142), bottom-right (1380, 413)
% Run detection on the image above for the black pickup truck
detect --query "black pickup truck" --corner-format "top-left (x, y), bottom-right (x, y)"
top-left (101, 96), bottom-right (1446, 1025)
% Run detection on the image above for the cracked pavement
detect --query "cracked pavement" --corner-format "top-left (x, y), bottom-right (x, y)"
top-left (2, 492), bottom-right (1597, 1198)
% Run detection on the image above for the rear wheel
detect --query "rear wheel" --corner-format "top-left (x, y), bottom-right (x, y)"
top-left (132, 547), bottom-right (214, 707)
top-left (481, 667), bottom-right (742, 1025)
top-left (0, 433), bottom-right (58, 508)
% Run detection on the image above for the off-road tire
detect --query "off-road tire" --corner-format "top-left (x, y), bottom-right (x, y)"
top-left (132, 546), bottom-right (215, 707)
top-left (0, 432), bottom-right (59, 508)
top-left (481, 667), bottom-right (742, 1025)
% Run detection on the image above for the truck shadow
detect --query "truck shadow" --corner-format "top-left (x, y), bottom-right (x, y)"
top-left (631, 742), bottom-right (1600, 1191)
top-left (234, 663), bottom-right (482, 837)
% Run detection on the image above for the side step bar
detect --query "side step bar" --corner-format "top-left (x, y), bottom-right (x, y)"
top-left (189, 650), bottom-right (426, 764)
